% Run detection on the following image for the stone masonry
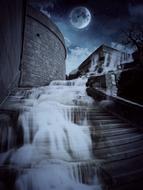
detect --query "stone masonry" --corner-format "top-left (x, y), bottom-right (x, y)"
top-left (19, 6), bottom-right (66, 87)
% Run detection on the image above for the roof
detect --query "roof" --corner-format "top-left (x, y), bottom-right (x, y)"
top-left (78, 44), bottom-right (126, 70)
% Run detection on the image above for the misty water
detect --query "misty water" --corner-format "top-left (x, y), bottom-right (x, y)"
top-left (0, 78), bottom-right (102, 190)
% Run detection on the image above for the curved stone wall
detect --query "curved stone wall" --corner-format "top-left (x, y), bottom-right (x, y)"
top-left (19, 6), bottom-right (66, 87)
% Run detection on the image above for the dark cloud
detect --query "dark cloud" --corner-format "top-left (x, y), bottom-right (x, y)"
top-left (129, 4), bottom-right (143, 17)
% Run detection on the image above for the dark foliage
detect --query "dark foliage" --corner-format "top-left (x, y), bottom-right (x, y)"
top-left (117, 68), bottom-right (143, 104)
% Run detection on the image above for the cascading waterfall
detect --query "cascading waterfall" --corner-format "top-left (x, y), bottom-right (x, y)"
top-left (0, 77), bottom-right (102, 190)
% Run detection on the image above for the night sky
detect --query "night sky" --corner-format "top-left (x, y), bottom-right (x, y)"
top-left (29, 0), bottom-right (143, 73)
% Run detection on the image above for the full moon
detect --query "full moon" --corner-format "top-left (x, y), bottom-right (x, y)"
top-left (69, 7), bottom-right (91, 29)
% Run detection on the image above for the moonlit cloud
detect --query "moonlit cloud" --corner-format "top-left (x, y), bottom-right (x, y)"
top-left (40, 8), bottom-right (51, 18)
top-left (66, 44), bottom-right (93, 74)
top-left (111, 42), bottom-right (134, 53)
top-left (64, 37), bottom-right (93, 74)
top-left (64, 37), bottom-right (72, 48)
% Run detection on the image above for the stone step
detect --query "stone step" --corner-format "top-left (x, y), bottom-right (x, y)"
top-left (111, 178), bottom-right (143, 190)
top-left (101, 168), bottom-right (143, 190)
top-left (87, 115), bottom-right (117, 120)
top-left (95, 145), bottom-right (143, 161)
top-left (87, 112), bottom-right (112, 116)
top-left (94, 138), bottom-right (143, 156)
top-left (90, 119), bottom-right (126, 125)
top-left (100, 156), bottom-right (143, 188)
top-left (93, 133), bottom-right (143, 149)
top-left (107, 146), bottom-right (143, 162)
top-left (90, 123), bottom-right (131, 130)
top-left (101, 154), bottom-right (143, 176)
top-left (99, 131), bottom-right (140, 141)
top-left (76, 106), bottom-right (102, 110)
top-left (86, 109), bottom-right (111, 113)
top-left (91, 127), bottom-right (138, 137)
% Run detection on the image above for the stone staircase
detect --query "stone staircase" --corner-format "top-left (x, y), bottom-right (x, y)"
top-left (86, 105), bottom-right (143, 190)
top-left (0, 92), bottom-right (143, 190)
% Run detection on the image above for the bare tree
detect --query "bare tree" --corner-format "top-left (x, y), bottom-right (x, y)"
top-left (121, 22), bottom-right (143, 65)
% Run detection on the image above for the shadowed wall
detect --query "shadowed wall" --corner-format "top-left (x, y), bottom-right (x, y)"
top-left (0, 0), bottom-right (25, 103)
top-left (0, 2), bottom-right (66, 104)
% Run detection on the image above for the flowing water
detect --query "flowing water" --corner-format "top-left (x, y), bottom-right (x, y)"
top-left (0, 78), bottom-right (102, 190)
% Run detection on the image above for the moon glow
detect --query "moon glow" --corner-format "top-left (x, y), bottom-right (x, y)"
top-left (69, 7), bottom-right (91, 29)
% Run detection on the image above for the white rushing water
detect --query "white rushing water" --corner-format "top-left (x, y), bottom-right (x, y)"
top-left (0, 77), bottom-right (102, 190)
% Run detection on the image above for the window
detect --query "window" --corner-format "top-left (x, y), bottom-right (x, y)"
top-left (111, 74), bottom-right (116, 85)
top-left (106, 54), bottom-right (111, 67)
top-left (36, 33), bottom-right (40, 37)
top-left (97, 67), bottom-right (103, 73)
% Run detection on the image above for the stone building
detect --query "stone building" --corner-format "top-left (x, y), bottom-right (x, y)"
top-left (0, 0), bottom-right (66, 103)
top-left (86, 45), bottom-right (143, 104)
top-left (78, 44), bottom-right (133, 77)
top-left (20, 6), bottom-right (66, 87)
top-left (69, 44), bottom-right (133, 95)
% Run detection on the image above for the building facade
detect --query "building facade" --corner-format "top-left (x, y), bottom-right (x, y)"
top-left (0, 0), bottom-right (25, 103)
top-left (0, 1), bottom-right (66, 103)
top-left (69, 44), bottom-right (134, 96)
top-left (78, 44), bottom-right (133, 77)
top-left (19, 6), bottom-right (66, 87)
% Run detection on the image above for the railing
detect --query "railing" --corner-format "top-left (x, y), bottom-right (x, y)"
top-left (86, 87), bottom-right (143, 126)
